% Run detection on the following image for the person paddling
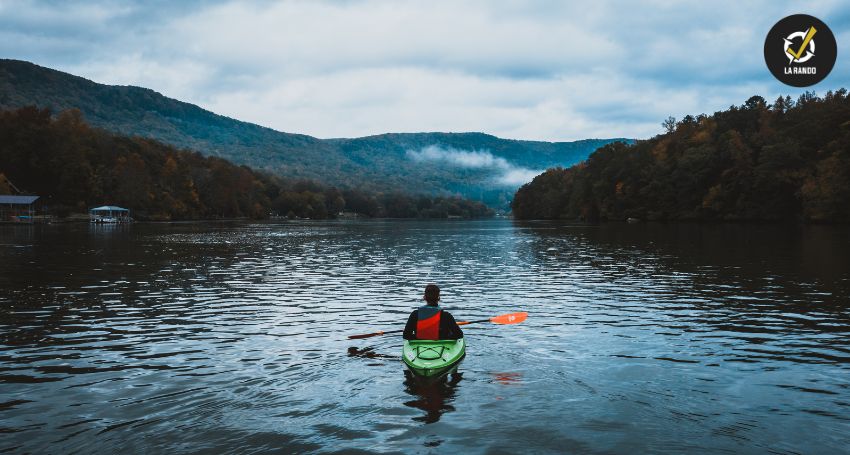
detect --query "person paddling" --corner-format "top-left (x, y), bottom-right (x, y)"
top-left (403, 284), bottom-right (463, 340)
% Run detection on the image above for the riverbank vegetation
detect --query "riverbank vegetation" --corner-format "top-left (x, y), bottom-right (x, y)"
top-left (512, 91), bottom-right (850, 222)
top-left (0, 106), bottom-right (492, 220)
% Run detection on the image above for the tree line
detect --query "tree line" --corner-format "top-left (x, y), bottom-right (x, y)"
top-left (512, 90), bottom-right (850, 223)
top-left (0, 106), bottom-right (492, 220)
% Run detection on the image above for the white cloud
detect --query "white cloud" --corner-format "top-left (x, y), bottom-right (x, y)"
top-left (67, 54), bottom-right (214, 101)
top-left (2, 0), bottom-right (849, 141)
top-left (498, 168), bottom-right (542, 186)
top-left (407, 145), bottom-right (542, 186)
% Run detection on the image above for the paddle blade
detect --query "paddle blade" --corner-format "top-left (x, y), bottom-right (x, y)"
top-left (490, 312), bottom-right (527, 325)
top-left (348, 331), bottom-right (384, 340)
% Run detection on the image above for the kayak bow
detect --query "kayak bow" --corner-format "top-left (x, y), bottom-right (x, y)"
top-left (402, 338), bottom-right (466, 377)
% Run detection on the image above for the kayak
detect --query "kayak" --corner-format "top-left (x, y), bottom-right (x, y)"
top-left (402, 338), bottom-right (466, 377)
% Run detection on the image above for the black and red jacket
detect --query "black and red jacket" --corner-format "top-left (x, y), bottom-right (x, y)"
top-left (402, 305), bottom-right (463, 340)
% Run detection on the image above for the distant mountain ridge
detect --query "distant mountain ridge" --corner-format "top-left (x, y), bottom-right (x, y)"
top-left (0, 59), bottom-right (629, 207)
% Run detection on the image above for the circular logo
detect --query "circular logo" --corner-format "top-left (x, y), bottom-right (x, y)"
top-left (764, 14), bottom-right (837, 87)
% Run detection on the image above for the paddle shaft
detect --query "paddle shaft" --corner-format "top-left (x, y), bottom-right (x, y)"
top-left (349, 319), bottom-right (485, 339)
top-left (457, 319), bottom-right (489, 326)
top-left (348, 329), bottom-right (403, 340)
top-left (347, 311), bottom-right (527, 340)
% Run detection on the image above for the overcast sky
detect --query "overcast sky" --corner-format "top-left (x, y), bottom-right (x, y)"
top-left (1, 0), bottom-right (847, 141)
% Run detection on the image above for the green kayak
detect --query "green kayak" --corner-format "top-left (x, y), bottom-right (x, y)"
top-left (402, 338), bottom-right (466, 377)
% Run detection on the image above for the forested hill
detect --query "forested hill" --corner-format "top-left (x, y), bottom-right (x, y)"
top-left (0, 106), bottom-right (493, 220)
top-left (512, 91), bottom-right (850, 222)
top-left (0, 59), bottom-right (626, 207)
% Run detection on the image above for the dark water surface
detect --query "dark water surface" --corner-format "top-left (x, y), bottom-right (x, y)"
top-left (1, 220), bottom-right (849, 454)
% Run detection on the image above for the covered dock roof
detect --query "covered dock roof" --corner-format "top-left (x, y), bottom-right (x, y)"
top-left (0, 195), bottom-right (39, 204)
top-left (90, 205), bottom-right (129, 212)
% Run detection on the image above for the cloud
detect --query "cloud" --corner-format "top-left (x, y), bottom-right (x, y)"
top-left (2, 1), bottom-right (849, 141)
top-left (407, 145), bottom-right (541, 186)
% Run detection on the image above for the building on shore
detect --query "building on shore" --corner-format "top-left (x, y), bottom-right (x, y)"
top-left (89, 205), bottom-right (131, 223)
top-left (0, 195), bottom-right (39, 223)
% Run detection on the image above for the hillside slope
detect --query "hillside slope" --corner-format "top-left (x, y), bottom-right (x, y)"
top-left (512, 92), bottom-right (850, 222)
top-left (0, 106), bottom-right (493, 220)
top-left (0, 59), bottom-right (627, 207)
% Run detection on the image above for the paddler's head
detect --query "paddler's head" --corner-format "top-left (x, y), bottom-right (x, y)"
top-left (423, 284), bottom-right (440, 306)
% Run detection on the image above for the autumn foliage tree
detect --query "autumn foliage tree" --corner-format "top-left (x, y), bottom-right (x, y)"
top-left (513, 90), bottom-right (850, 223)
top-left (0, 106), bottom-right (493, 220)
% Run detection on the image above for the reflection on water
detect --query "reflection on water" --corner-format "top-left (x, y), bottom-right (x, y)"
top-left (403, 371), bottom-right (464, 424)
top-left (1, 219), bottom-right (849, 453)
top-left (347, 346), bottom-right (397, 360)
top-left (491, 372), bottom-right (522, 385)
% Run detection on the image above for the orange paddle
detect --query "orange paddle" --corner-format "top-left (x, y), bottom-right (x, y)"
top-left (348, 312), bottom-right (527, 340)
top-left (458, 312), bottom-right (528, 326)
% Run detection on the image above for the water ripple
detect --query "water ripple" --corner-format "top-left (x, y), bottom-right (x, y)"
top-left (0, 220), bottom-right (848, 453)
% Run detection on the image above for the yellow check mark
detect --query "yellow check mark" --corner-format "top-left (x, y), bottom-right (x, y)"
top-left (786, 26), bottom-right (817, 60)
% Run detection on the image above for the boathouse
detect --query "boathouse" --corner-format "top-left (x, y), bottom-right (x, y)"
top-left (89, 205), bottom-right (131, 223)
top-left (0, 195), bottom-right (39, 223)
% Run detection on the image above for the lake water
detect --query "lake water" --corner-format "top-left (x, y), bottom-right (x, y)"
top-left (1, 219), bottom-right (849, 454)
